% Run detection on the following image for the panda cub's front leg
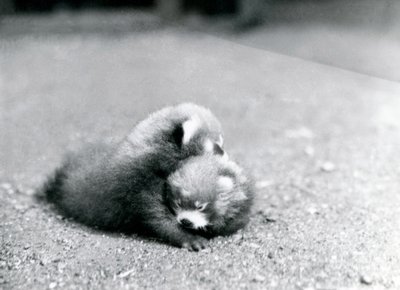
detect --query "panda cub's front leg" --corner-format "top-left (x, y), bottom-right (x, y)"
top-left (152, 220), bottom-right (207, 251)
top-left (142, 204), bottom-right (207, 251)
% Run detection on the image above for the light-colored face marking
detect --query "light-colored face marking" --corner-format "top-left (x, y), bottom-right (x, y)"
top-left (182, 115), bottom-right (202, 145)
top-left (177, 210), bottom-right (209, 229)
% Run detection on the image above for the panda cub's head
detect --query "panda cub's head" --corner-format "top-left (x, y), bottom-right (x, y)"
top-left (174, 103), bottom-right (227, 160)
top-left (166, 153), bottom-right (252, 233)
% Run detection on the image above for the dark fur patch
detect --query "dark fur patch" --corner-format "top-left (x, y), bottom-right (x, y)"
top-left (171, 122), bottom-right (184, 148)
top-left (213, 143), bottom-right (224, 155)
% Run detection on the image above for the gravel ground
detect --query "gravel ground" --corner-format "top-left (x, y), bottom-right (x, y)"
top-left (1, 10), bottom-right (400, 290)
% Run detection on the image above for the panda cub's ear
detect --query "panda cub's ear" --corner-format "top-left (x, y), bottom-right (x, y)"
top-left (174, 115), bottom-right (226, 156)
top-left (217, 176), bottom-right (247, 209)
top-left (216, 176), bottom-right (235, 193)
top-left (172, 123), bottom-right (185, 148)
top-left (216, 134), bottom-right (224, 147)
top-left (215, 176), bottom-right (235, 215)
top-left (213, 143), bottom-right (224, 155)
top-left (182, 115), bottom-right (202, 145)
top-left (172, 115), bottom-right (201, 147)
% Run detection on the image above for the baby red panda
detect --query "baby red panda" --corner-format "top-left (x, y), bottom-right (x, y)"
top-left (167, 154), bottom-right (254, 240)
top-left (115, 102), bottom-right (225, 177)
top-left (42, 103), bottom-right (231, 250)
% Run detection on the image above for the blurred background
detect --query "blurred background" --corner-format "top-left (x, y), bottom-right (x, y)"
top-left (1, 0), bottom-right (400, 81)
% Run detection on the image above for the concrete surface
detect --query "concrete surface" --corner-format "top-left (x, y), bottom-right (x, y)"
top-left (193, 0), bottom-right (400, 82)
top-left (1, 9), bottom-right (400, 290)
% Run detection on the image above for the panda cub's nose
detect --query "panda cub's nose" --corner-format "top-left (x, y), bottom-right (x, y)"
top-left (179, 218), bottom-right (193, 228)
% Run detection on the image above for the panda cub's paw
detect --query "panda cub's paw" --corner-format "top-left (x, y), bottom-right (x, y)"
top-left (181, 235), bottom-right (208, 252)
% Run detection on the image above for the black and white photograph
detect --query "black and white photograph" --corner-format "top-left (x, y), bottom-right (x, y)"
top-left (1, 0), bottom-right (399, 289)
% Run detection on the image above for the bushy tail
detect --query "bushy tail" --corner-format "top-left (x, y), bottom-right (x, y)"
top-left (36, 166), bottom-right (67, 203)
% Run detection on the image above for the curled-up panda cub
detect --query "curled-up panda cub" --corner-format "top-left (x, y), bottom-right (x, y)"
top-left (41, 103), bottom-right (253, 251)
top-left (166, 154), bottom-right (254, 250)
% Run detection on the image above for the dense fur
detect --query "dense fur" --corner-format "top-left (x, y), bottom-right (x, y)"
top-left (167, 154), bottom-right (254, 238)
top-left (42, 103), bottom-right (228, 250)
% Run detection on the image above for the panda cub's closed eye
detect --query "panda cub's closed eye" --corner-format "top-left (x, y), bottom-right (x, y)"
top-left (195, 201), bottom-right (208, 211)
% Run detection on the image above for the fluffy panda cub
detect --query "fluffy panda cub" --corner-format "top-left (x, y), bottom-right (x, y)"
top-left (42, 103), bottom-right (228, 250)
top-left (167, 154), bottom-right (254, 245)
